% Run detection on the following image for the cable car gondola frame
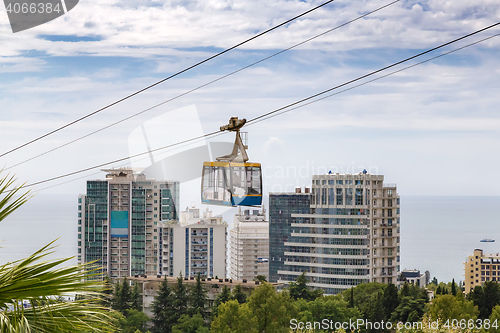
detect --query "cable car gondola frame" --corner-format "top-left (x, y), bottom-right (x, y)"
top-left (201, 117), bottom-right (263, 207)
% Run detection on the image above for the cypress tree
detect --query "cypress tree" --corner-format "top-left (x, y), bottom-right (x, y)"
top-left (382, 283), bottom-right (399, 320)
top-left (189, 273), bottom-right (208, 319)
top-left (232, 284), bottom-right (247, 304)
top-left (213, 285), bottom-right (231, 317)
top-left (151, 276), bottom-right (175, 333)
top-left (172, 275), bottom-right (188, 320)
top-left (451, 278), bottom-right (457, 296)
top-left (117, 277), bottom-right (132, 314)
top-left (130, 281), bottom-right (143, 311)
top-left (102, 275), bottom-right (113, 308)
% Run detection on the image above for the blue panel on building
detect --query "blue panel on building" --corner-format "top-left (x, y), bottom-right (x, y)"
top-left (111, 211), bottom-right (129, 237)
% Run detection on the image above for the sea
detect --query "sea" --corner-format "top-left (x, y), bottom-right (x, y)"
top-left (0, 194), bottom-right (498, 284)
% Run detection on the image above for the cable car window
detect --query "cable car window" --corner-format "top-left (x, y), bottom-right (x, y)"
top-left (251, 167), bottom-right (261, 194)
top-left (232, 166), bottom-right (247, 197)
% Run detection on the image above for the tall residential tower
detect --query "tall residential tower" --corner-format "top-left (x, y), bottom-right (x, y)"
top-left (78, 169), bottom-right (179, 280)
top-left (270, 172), bottom-right (400, 294)
top-left (229, 208), bottom-right (269, 281)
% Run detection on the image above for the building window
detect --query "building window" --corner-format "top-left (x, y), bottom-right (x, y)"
top-left (336, 180), bottom-right (343, 185)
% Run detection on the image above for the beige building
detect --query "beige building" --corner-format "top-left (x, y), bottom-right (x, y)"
top-left (464, 249), bottom-right (500, 293)
top-left (130, 275), bottom-right (280, 317)
top-left (229, 208), bottom-right (269, 281)
top-left (275, 172), bottom-right (400, 295)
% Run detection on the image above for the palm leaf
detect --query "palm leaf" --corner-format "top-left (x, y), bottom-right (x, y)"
top-left (0, 172), bottom-right (32, 223)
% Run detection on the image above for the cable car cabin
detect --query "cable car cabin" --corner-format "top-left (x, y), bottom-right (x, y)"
top-left (201, 161), bottom-right (262, 206)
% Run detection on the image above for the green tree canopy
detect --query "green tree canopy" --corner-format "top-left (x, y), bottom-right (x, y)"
top-left (231, 284), bottom-right (247, 304)
top-left (189, 274), bottom-right (208, 319)
top-left (172, 313), bottom-right (209, 333)
top-left (288, 272), bottom-right (322, 301)
top-left (151, 277), bottom-right (175, 333)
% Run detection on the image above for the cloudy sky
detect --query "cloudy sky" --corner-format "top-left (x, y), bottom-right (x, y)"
top-left (1, 0), bottom-right (500, 200)
top-left (1, 0), bottom-right (500, 280)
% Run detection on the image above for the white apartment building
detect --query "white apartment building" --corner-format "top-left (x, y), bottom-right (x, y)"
top-left (158, 207), bottom-right (227, 278)
top-left (275, 171), bottom-right (400, 294)
top-left (229, 208), bottom-right (269, 281)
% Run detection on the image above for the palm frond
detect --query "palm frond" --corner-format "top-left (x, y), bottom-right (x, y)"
top-left (0, 171), bottom-right (32, 223)
top-left (0, 242), bottom-right (118, 333)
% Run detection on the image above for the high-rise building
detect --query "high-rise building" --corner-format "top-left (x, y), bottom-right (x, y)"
top-left (229, 207), bottom-right (269, 281)
top-left (78, 168), bottom-right (179, 280)
top-left (269, 190), bottom-right (311, 283)
top-left (464, 249), bottom-right (500, 294)
top-left (159, 207), bottom-right (227, 278)
top-left (270, 172), bottom-right (400, 295)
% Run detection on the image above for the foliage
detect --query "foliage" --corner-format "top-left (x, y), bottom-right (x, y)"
top-left (0, 235), bottom-right (116, 331)
top-left (468, 281), bottom-right (500, 319)
top-left (288, 272), bottom-right (323, 301)
top-left (0, 174), bottom-right (118, 332)
top-left (212, 283), bottom-right (296, 333)
top-left (428, 292), bottom-right (478, 322)
top-left (210, 300), bottom-right (257, 333)
top-left (172, 275), bottom-right (189, 320)
top-left (247, 283), bottom-right (297, 333)
top-left (213, 285), bottom-right (231, 317)
top-left (382, 283), bottom-right (399, 320)
top-left (110, 309), bottom-right (150, 333)
top-left (172, 313), bottom-right (209, 333)
top-left (255, 275), bottom-right (267, 283)
top-left (295, 295), bottom-right (361, 327)
top-left (113, 277), bottom-right (132, 314)
top-left (189, 274), bottom-right (208, 319)
top-left (231, 284), bottom-right (247, 304)
top-left (0, 172), bottom-right (31, 223)
top-left (150, 276), bottom-right (175, 333)
top-left (130, 282), bottom-right (143, 312)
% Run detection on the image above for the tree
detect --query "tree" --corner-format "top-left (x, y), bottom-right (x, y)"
top-left (0, 174), bottom-right (116, 332)
top-left (131, 281), bottom-right (143, 312)
top-left (288, 272), bottom-right (322, 301)
top-left (115, 277), bottom-right (132, 314)
top-left (425, 270), bottom-right (431, 286)
top-left (255, 275), bottom-right (267, 283)
top-left (349, 287), bottom-right (354, 308)
top-left (213, 285), bottom-right (232, 317)
top-left (172, 275), bottom-right (189, 321)
top-left (173, 313), bottom-right (209, 333)
top-left (232, 284), bottom-right (247, 304)
top-left (102, 275), bottom-right (114, 308)
top-left (469, 281), bottom-right (500, 319)
top-left (451, 278), bottom-right (457, 296)
top-left (246, 283), bottom-right (296, 333)
top-left (382, 283), bottom-right (399, 320)
top-left (111, 309), bottom-right (150, 333)
top-left (489, 304), bottom-right (500, 333)
top-left (431, 277), bottom-right (438, 285)
top-left (428, 292), bottom-right (478, 321)
top-left (189, 273), bottom-right (208, 319)
top-left (151, 276), bottom-right (175, 333)
top-left (211, 300), bottom-right (257, 333)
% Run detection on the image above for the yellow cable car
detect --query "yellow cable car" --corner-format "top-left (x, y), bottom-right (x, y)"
top-left (201, 117), bottom-right (262, 206)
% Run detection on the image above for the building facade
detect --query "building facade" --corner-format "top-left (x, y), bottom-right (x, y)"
top-left (464, 249), bottom-right (500, 293)
top-left (159, 207), bottom-right (227, 278)
top-left (78, 169), bottom-right (179, 280)
top-left (229, 207), bottom-right (269, 281)
top-left (269, 190), bottom-right (311, 283)
top-left (130, 275), bottom-right (281, 317)
top-left (401, 269), bottom-right (426, 287)
top-left (270, 172), bottom-right (400, 295)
